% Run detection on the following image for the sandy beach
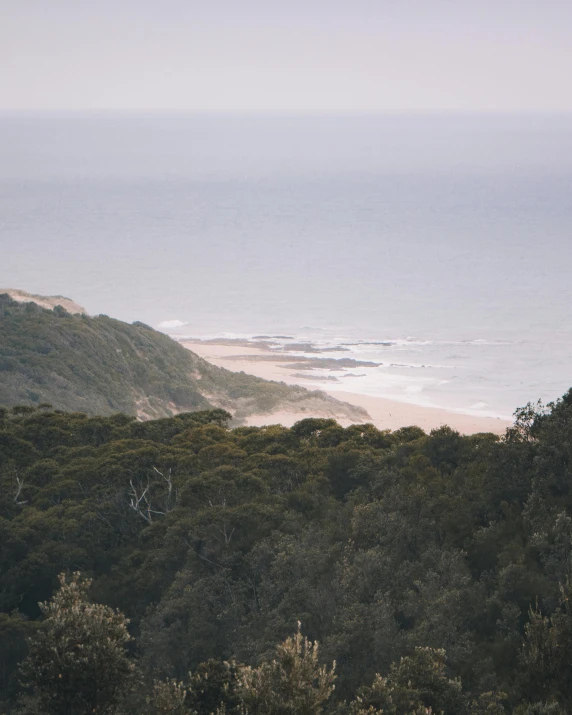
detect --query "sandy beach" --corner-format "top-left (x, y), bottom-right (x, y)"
top-left (182, 340), bottom-right (512, 435)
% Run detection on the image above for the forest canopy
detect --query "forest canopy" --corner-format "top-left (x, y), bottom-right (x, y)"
top-left (1, 393), bottom-right (572, 712)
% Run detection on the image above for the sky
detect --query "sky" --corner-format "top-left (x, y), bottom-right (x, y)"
top-left (1, 0), bottom-right (572, 113)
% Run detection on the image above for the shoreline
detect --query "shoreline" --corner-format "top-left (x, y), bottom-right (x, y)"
top-left (182, 339), bottom-right (512, 435)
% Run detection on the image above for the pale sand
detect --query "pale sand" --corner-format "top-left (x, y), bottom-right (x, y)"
top-left (1, 288), bottom-right (87, 315)
top-left (182, 340), bottom-right (512, 435)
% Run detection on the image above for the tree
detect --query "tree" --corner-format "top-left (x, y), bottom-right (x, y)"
top-left (238, 624), bottom-right (336, 714)
top-left (519, 583), bottom-right (572, 709)
top-left (19, 572), bottom-right (134, 714)
top-left (0, 612), bottom-right (37, 709)
top-left (145, 678), bottom-right (188, 714)
top-left (349, 648), bottom-right (465, 714)
top-left (186, 659), bottom-right (243, 714)
top-left (513, 705), bottom-right (564, 715)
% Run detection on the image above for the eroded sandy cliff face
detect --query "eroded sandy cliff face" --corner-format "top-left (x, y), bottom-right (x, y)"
top-left (0, 288), bottom-right (87, 315)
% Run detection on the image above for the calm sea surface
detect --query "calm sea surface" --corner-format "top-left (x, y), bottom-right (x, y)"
top-left (1, 114), bottom-right (571, 418)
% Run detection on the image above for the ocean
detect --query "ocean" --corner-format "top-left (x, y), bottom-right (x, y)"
top-left (1, 113), bottom-right (571, 419)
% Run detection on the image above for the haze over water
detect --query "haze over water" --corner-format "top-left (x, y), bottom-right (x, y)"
top-left (1, 114), bottom-right (571, 419)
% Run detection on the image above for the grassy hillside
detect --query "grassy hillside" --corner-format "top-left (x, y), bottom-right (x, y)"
top-left (0, 293), bottom-right (367, 423)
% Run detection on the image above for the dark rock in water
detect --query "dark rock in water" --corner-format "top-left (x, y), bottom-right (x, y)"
top-left (341, 341), bottom-right (394, 347)
top-left (285, 358), bottom-right (381, 370)
top-left (292, 373), bottom-right (340, 382)
top-left (277, 342), bottom-right (322, 353)
top-left (253, 335), bottom-right (295, 340)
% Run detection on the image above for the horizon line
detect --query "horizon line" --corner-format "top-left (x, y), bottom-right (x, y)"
top-left (1, 109), bottom-right (571, 118)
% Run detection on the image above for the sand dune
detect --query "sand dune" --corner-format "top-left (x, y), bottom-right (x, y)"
top-left (1, 288), bottom-right (87, 315)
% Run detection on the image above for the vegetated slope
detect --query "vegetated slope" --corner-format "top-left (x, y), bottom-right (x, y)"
top-left (2, 396), bottom-right (572, 712)
top-left (0, 294), bottom-right (367, 423)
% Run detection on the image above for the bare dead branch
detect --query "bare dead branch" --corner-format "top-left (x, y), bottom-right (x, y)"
top-left (14, 476), bottom-right (27, 506)
top-left (128, 478), bottom-right (165, 524)
top-left (214, 523), bottom-right (235, 546)
top-left (152, 466), bottom-right (177, 512)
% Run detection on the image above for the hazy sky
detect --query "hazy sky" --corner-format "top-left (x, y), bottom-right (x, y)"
top-left (1, 0), bottom-right (571, 113)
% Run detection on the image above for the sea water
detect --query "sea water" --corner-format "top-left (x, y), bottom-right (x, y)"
top-left (1, 114), bottom-right (571, 419)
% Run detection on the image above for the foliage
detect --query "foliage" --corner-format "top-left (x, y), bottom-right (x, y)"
top-left (237, 624), bottom-right (336, 714)
top-left (348, 647), bottom-right (460, 714)
top-left (0, 294), bottom-right (352, 422)
top-left (19, 572), bottom-right (133, 714)
top-left (2, 391), bottom-right (572, 711)
top-left (187, 660), bottom-right (243, 714)
top-left (146, 678), bottom-right (189, 714)
top-left (519, 581), bottom-right (572, 708)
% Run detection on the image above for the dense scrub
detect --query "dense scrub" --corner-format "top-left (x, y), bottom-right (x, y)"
top-left (2, 393), bottom-right (572, 712)
top-left (0, 295), bottom-right (360, 422)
